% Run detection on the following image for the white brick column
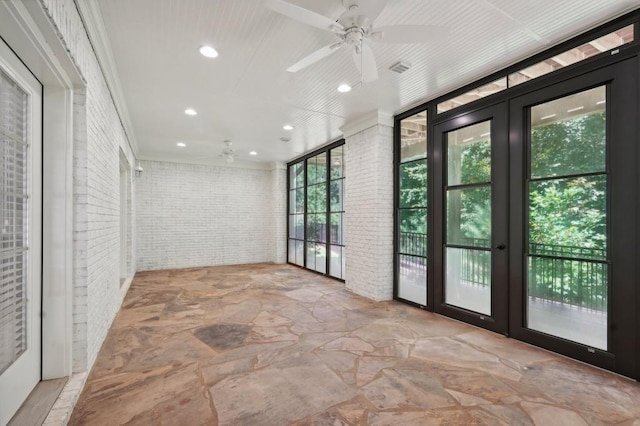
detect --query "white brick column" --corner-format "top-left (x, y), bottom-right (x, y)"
top-left (343, 112), bottom-right (394, 301)
top-left (271, 162), bottom-right (287, 263)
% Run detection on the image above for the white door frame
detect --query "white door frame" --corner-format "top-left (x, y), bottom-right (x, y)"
top-left (0, 1), bottom-right (82, 380)
top-left (0, 33), bottom-right (43, 426)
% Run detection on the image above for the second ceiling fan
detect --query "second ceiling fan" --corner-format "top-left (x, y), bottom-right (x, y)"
top-left (266, 0), bottom-right (446, 83)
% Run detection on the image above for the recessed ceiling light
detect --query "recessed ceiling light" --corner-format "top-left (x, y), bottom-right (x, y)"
top-left (177, 142), bottom-right (186, 147)
top-left (185, 108), bottom-right (197, 116)
top-left (337, 84), bottom-right (351, 93)
top-left (249, 151), bottom-right (257, 156)
top-left (199, 45), bottom-right (218, 58)
top-left (283, 124), bottom-right (294, 131)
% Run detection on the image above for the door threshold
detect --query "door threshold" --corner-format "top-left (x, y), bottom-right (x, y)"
top-left (8, 377), bottom-right (68, 426)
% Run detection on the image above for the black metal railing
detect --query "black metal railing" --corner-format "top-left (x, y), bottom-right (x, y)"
top-left (399, 232), bottom-right (427, 257)
top-left (529, 243), bottom-right (606, 261)
top-left (528, 243), bottom-right (607, 313)
top-left (460, 247), bottom-right (490, 286)
top-left (398, 234), bottom-right (607, 312)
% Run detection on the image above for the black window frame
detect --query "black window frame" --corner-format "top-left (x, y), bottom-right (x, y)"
top-left (393, 8), bottom-right (640, 380)
top-left (287, 139), bottom-right (345, 281)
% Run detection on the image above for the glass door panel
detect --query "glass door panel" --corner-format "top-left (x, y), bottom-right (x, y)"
top-left (526, 86), bottom-right (608, 350)
top-left (444, 121), bottom-right (493, 315)
top-left (397, 111), bottom-right (427, 305)
top-left (287, 162), bottom-right (305, 266)
top-left (329, 146), bottom-right (345, 279)
top-left (509, 59), bottom-right (638, 378)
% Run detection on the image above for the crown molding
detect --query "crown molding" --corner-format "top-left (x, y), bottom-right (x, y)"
top-left (74, 0), bottom-right (139, 156)
top-left (137, 152), bottom-right (273, 171)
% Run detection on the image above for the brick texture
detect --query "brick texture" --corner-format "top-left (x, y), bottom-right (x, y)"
top-left (136, 161), bottom-right (280, 270)
top-left (344, 124), bottom-right (394, 301)
top-left (40, 0), bottom-right (136, 372)
top-left (271, 163), bottom-right (287, 264)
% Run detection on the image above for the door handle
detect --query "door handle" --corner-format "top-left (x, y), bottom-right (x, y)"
top-left (495, 244), bottom-right (506, 250)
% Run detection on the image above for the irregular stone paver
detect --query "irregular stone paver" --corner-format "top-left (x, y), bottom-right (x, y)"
top-left (211, 353), bottom-right (357, 425)
top-left (323, 336), bottom-right (374, 354)
top-left (362, 368), bottom-right (455, 410)
top-left (521, 401), bottom-right (588, 425)
top-left (69, 263), bottom-right (640, 425)
top-left (412, 335), bottom-right (523, 381)
top-left (194, 323), bottom-right (250, 349)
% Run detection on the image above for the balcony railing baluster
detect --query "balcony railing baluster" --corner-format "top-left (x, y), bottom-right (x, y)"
top-left (398, 232), bottom-right (607, 313)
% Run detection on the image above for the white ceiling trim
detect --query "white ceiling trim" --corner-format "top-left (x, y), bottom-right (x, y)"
top-left (74, 0), bottom-right (139, 156)
top-left (137, 152), bottom-right (274, 171)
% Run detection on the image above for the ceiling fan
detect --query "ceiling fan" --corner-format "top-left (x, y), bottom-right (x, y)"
top-left (219, 140), bottom-right (238, 163)
top-left (266, 0), bottom-right (446, 83)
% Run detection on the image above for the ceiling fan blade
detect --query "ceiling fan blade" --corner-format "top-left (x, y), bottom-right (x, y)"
top-left (265, 0), bottom-right (343, 32)
top-left (287, 42), bottom-right (344, 73)
top-left (370, 25), bottom-right (448, 44)
top-left (352, 44), bottom-right (378, 83)
top-left (357, 0), bottom-right (388, 22)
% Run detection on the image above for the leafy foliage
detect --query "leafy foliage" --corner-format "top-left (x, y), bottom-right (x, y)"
top-left (399, 161), bottom-right (427, 235)
top-left (397, 110), bottom-right (608, 310)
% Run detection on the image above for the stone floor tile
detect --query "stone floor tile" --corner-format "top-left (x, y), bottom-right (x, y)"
top-left (69, 263), bottom-right (640, 425)
top-left (521, 401), bottom-right (588, 425)
top-left (69, 363), bottom-right (213, 425)
top-left (314, 350), bottom-right (358, 375)
top-left (323, 336), bottom-right (374, 355)
top-left (367, 409), bottom-right (489, 425)
top-left (446, 388), bottom-right (492, 406)
top-left (480, 404), bottom-right (534, 426)
top-left (412, 336), bottom-right (523, 381)
top-left (362, 368), bottom-right (455, 410)
top-left (355, 357), bottom-right (397, 387)
top-left (199, 356), bottom-right (256, 386)
top-left (209, 353), bottom-right (357, 425)
top-left (251, 311), bottom-right (293, 327)
top-left (194, 323), bottom-right (251, 350)
top-left (285, 288), bottom-right (324, 303)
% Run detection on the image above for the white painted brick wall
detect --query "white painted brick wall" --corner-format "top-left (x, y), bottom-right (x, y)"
top-left (344, 124), bottom-right (394, 301)
top-left (40, 0), bottom-right (136, 372)
top-left (136, 160), bottom-right (278, 270)
top-left (271, 163), bottom-right (287, 264)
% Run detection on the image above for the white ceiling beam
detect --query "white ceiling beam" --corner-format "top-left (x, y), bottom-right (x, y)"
top-left (590, 32), bottom-right (624, 52)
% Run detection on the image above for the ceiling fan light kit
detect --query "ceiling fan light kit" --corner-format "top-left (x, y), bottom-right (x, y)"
top-left (266, 0), bottom-right (446, 83)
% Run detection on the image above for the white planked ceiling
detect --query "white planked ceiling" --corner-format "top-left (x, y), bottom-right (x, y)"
top-left (95, 0), bottom-right (639, 165)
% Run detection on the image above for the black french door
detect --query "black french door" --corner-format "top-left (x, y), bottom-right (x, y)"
top-left (433, 104), bottom-right (509, 334)
top-left (509, 59), bottom-right (638, 377)
top-left (431, 59), bottom-right (638, 378)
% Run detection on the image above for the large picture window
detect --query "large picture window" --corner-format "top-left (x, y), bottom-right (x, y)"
top-left (287, 141), bottom-right (345, 279)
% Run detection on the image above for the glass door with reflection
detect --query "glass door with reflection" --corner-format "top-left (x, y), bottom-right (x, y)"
top-left (396, 112), bottom-right (428, 305)
top-left (445, 121), bottom-right (493, 315)
top-left (509, 60), bottom-right (638, 377)
top-left (433, 104), bottom-right (508, 333)
top-left (526, 86), bottom-right (608, 350)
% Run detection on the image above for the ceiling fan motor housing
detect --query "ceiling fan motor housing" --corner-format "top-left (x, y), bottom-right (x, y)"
top-left (345, 27), bottom-right (365, 47)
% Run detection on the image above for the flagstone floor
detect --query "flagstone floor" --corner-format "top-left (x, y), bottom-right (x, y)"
top-left (69, 263), bottom-right (640, 425)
